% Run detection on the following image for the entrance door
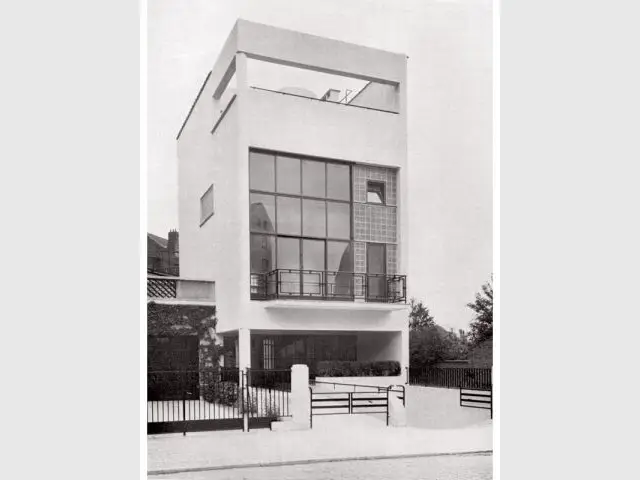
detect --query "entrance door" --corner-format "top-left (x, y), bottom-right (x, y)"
top-left (367, 243), bottom-right (386, 301)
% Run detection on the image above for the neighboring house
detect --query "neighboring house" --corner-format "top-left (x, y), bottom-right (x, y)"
top-left (147, 230), bottom-right (179, 276)
top-left (176, 20), bottom-right (409, 383)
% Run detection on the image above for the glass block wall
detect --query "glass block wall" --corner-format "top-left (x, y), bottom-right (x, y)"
top-left (352, 165), bottom-right (399, 275)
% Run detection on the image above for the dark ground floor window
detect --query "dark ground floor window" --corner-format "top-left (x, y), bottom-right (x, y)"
top-left (251, 334), bottom-right (357, 372)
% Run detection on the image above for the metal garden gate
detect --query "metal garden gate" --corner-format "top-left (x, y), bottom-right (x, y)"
top-left (147, 368), bottom-right (292, 435)
top-left (309, 381), bottom-right (405, 428)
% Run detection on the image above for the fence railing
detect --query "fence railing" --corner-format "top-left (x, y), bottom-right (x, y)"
top-left (250, 269), bottom-right (406, 303)
top-left (309, 384), bottom-right (405, 428)
top-left (408, 367), bottom-right (492, 389)
top-left (313, 380), bottom-right (405, 403)
top-left (247, 368), bottom-right (291, 391)
top-left (147, 368), bottom-right (291, 435)
top-left (460, 387), bottom-right (493, 419)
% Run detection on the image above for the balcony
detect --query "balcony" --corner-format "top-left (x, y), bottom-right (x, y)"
top-left (250, 269), bottom-right (406, 304)
top-left (147, 275), bottom-right (215, 305)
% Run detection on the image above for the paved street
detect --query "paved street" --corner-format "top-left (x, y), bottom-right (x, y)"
top-left (148, 415), bottom-right (492, 474)
top-left (154, 453), bottom-right (492, 480)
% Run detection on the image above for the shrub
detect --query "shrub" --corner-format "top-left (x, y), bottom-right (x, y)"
top-left (235, 396), bottom-right (258, 414)
top-left (203, 381), bottom-right (239, 406)
top-left (262, 397), bottom-right (281, 418)
top-left (233, 394), bottom-right (283, 418)
top-left (316, 360), bottom-right (401, 377)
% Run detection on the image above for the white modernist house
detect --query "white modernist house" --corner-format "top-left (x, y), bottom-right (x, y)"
top-left (177, 20), bottom-right (410, 386)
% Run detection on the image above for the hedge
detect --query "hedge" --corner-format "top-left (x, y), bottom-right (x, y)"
top-left (202, 381), bottom-right (239, 406)
top-left (316, 360), bottom-right (401, 377)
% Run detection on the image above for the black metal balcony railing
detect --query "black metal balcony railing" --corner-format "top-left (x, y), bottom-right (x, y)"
top-left (250, 269), bottom-right (406, 303)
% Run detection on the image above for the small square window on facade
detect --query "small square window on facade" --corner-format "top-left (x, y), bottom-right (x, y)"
top-left (200, 184), bottom-right (214, 226)
top-left (367, 181), bottom-right (385, 204)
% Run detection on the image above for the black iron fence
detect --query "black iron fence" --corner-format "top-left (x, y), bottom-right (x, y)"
top-left (408, 367), bottom-right (492, 389)
top-left (309, 383), bottom-right (406, 428)
top-left (250, 269), bottom-right (406, 303)
top-left (147, 368), bottom-right (291, 435)
top-left (147, 369), bottom-right (244, 434)
top-left (247, 368), bottom-right (291, 391)
top-left (460, 387), bottom-right (493, 419)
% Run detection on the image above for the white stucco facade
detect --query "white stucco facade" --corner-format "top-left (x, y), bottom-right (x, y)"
top-left (177, 20), bottom-right (410, 384)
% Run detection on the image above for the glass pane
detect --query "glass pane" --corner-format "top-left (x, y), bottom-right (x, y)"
top-left (279, 272), bottom-right (301, 295)
top-left (327, 242), bottom-right (353, 272)
top-left (249, 193), bottom-right (275, 233)
top-left (249, 151), bottom-right (275, 192)
top-left (327, 163), bottom-right (350, 200)
top-left (276, 156), bottom-right (301, 194)
top-left (302, 239), bottom-right (325, 270)
top-left (277, 237), bottom-right (300, 269)
top-left (250, 234), bottom-right (275, 273)
top-left (328, 242), bottom-right (353, 298)
top-left (367, 243), bottom-right (386, 274)
top-left (327, 202), bottom-right (350, 239)
top-left (277, 238), bottom-right (301, 296)
top-left (302, 239), bottom-right (324, 296)
top-left (302, 160), bottom-right (325, 197)
top-left (367, 182), bottom-right (385, 204)
top-left (302, 199), bottom-right (326, 237)
top-left (367, 243), bottom-right (386, 301)
top-left (276, 197), bottom-right (301, 235)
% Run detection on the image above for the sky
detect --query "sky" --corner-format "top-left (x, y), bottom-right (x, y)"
top-left (147, 0), bottom-right (493, 332)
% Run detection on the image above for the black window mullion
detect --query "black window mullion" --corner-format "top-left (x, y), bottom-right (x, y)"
top-left (250, 149), bottom-right (356, 299)
top-left (349, 165), bottom-right (354, 240)
top-left (249, 189), bottom-right (349, 204)
top-left (300, 238), bottom-right (304, 295)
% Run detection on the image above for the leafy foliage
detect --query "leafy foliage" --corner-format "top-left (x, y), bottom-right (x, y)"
top-left (147, 302), bottom-right (223, 370)
top-left (316, 360), bottom-right (401, 377)
top-left (203, 380), bottom-right (239, 406)
top-left (408, 299), bottom-right (470, 369)
top-left (408, 298), bottom-right (435, 330)
top-left (467, 276), bottom-right (493, 346)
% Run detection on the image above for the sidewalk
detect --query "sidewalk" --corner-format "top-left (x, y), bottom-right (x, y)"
top-left (147, 414), bottom-right (492, 475)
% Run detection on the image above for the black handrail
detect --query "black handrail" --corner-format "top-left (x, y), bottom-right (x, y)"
top-left (250, 269), bottom-right (406, 304)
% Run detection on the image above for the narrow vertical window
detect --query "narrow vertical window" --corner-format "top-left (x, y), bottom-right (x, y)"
top-left (263, 338), bottom-right (275, 369)
top-left (200, 184), bottom-right (214, 226)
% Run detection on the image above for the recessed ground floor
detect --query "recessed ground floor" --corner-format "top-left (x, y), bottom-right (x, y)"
top-left (220, 329), bottom-right (405, 377)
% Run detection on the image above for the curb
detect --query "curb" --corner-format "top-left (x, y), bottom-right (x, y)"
top-left (147, 450), bottom-right (493, 476)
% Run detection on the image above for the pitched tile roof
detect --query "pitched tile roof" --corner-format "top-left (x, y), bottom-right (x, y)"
top-left (148, 233), bottom-right (168, 249)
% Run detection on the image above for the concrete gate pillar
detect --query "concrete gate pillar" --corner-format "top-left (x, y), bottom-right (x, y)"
top-left (291, 364), bottom-right (311, 430)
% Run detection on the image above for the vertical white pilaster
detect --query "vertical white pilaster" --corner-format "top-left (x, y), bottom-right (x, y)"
top-left (401, 328), bottom-right (410, 382)
top-left (291, 364), bottom-right (311, 430)
top-left (238, 328), bottom-right (251, 370)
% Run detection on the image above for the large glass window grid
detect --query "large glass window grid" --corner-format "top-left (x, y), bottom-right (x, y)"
top-left (249, 149), bottom-right (354, 297)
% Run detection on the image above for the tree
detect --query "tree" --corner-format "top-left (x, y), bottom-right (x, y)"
top-left (467, 276), bottom-right (493, 345)
top-left (408, 298), bottom-right (435, 330)
top-left (410, 325), bottom-right (448, 368)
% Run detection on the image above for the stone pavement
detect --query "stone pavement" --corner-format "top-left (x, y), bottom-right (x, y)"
top-left (147, 414), bottom-right (492, 475)
top-left (157, 453), bottom-right (493, 480)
